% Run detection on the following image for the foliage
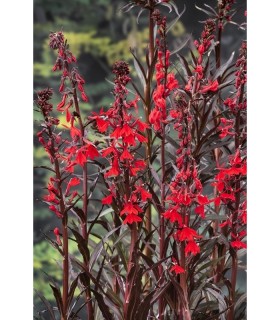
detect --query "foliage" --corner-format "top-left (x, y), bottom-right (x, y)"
top-left (34, 1), bottom-right (246, 319)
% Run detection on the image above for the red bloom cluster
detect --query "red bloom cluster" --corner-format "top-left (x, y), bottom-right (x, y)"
top-left (37, 32), bottom-right (100, 223)
top-left (164, 93), bottom-right (207, 256)
top-left (218, 117), bottom-right (235, 139)
top-left (49, 31), bottom-right (88, 127)
top-left (149, 10), bottom-right (178, 132)
top-left (36, 89), bottom-right (61, 164)
top-left (36, 88), bottom-right (54, 118)
top-left (36, 91), bottom-right (83, 219)
top-left (170, 257), bottom-right (185, 275)
top-left (91, 61), bottom-right (151, 224)
top-left (212, 149), bottom-right (247, 249)
top-left (224, 41), bottom-right (247, 113)
top-left (48, 32), bottom-right (100, 172)
top-left (235, 41), bottom-right (247, 107)
top-left (193, 19), bottom-right (216, 65)
top-left (217, 0), bottom-right (235, 29)
top-left (185, 19), bottom-right (218, 94)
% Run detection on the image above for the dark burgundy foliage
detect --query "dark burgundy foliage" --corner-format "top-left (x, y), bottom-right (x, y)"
top-left (34, 1), bottom-right (246, 319)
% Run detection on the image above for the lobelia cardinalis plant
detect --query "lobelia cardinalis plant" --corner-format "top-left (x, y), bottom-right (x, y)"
top-left (34, 1), bottom-right (246, 319)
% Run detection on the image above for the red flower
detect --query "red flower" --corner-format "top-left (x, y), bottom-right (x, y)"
top-left (123, 214), bottom-right (142, 224)
top-left (70, 125), bottom-right (81, 139)
top-left (231, 240), bottom-right (247, 250)
top-left (123, 134), bottom-right (137, 146)
top-left (81, 91), bottom-right (88, 102)
top-left (57, 94), bottom-right (67, 110)
top-left (49, 205), bottom-right (63, 218)
top-left (166, 73), bottom-right (179, 91)
top-left (65, 177), bottom-right (80, 195)
top-left (136, 119), bottom-right (149, 132)
top-left (86, 144), bottom-right (99, 160)
top-left (95, 117), bottom-right (110, 132)
top-left (198, 44), bottom-right (205, 55)
top-left (200, 80), bottom-right (219, 94)
top-left (133, 160), bottom-right (146, 168)
top-left (120, 123), bottom-right (134, 137)
top-left (163, 208), bottom-right (182, 225)
top-left (170, 109), bottom-right (180, 118)
top-left (53, 227), bottom-right (62, 246)
top-left (135, 186), bottom-right (152, 202)
top-left (170, 264), bottom-right (185, 274)
top-left (149, 109), bottom-right (161, 131)
top-left (105, 159), bottom-right (120, 177)
top-left (75, 148), bottom-right (87, 166)
top-left (43, 192), bottom-right (59, 204)
top-left (194, 205), bottom-right (205, 218)
top-left (219, 220), bottom-right (230, 228)
top-left (184, 78), bottom-right (193, 92)
top-left (120, 202), bottom-right (139, 216)
top-left (54, 227), bottom-right (60, 236)
top-left (111, 126), bottom-right (122, 139)
top-left (195, 65), bottom-right (203, 74)
top-left (220, 193), bottom-right (235, 201)
top-left (178, 227), bottom-right (202, 242)
top-left (102, 194), bottom-right (113, 205)
top-left (102, 145), bottom-right (117, 157)
top-left (185, 241), bottom-right (200, 255)
top-left (134, 133), bottom-right (147, 143)
top-left (197, 195), bottom-right (209, 205)
top-left (120, 148), bottom-right (133, 161)
top-left (211, 181), bottom-right (225, 192)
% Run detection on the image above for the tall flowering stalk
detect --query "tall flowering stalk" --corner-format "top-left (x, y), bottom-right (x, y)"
top-left (148, 9), bottom-right (179, 319)
top-left (36, 88), bottom-right (70, 320)
top-left (47, 31), bottom-right (99, 320)
top-left (218, 41), bottom-right (247, 320)
top-left (90, 61), bottom-right (152, 317)
top-left (164, 92), bottom-right (209, 320)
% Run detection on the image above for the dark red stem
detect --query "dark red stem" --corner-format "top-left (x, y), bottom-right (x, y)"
top-left (72, 86), bottom-right (94, 320)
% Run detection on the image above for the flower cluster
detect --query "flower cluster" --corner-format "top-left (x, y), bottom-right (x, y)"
top-left (194, 19), bottom-right (216, 64)
top-left (212, 149), bottom-right (247, 249)
top-left (224, 41), bottom-right (247, 113)
top-left (48, 32), bottom-right (99, 172)
top-left (185, 19), bottom-right (218, 94)
top-left (163, 93), bottom-right (207, 257)
top-left (218, 117), bottom-right (235, 139)
top-left (49, 31), bottom-right (88, 127)
top-left (149, 10), bottom-right (178, 132)
top-left (36, 90), bottom-right (82, 220)
top-left (36, 89), bottom-right (60, 163)
top-left (217, 0), bottom-right (235, 29)
top-left (91, 61), bottom-right (151, 224)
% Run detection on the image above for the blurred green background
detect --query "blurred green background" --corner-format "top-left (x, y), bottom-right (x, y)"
top-left (33, 0), bottom-right (246, 312)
